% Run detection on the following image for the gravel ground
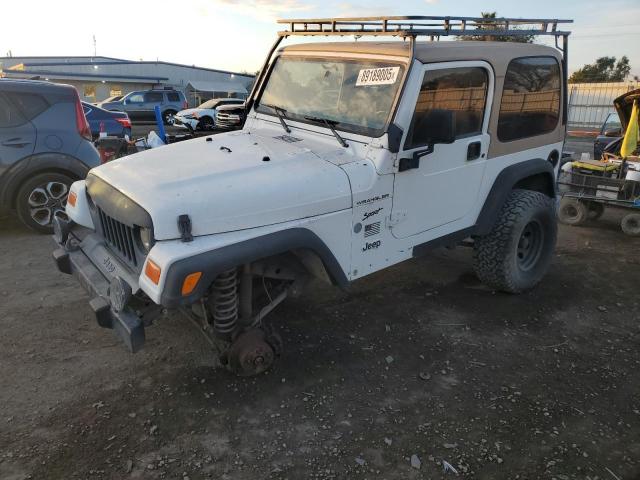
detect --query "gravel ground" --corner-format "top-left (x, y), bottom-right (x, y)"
top-left (1, 198), bottom-right (639, 478)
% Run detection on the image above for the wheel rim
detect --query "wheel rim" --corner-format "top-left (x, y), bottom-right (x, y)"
top-left (165, 113), bottom-right (175, 124)
top-left (563, 204), bottom-right (579, 220)
top-left (27, 181), bottom-right (69, 226)
top-left (517, 220), bottom-right (544, 271)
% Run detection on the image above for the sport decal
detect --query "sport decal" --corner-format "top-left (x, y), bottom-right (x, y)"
top-left (362, 207), bottom-right (383, 221)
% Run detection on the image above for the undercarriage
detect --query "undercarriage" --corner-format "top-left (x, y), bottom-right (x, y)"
top-left (179, 254), bottom-right (311, 376)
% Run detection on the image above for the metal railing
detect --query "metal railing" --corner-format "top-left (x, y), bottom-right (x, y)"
top-left (276, 16), bottom-right (572, 40)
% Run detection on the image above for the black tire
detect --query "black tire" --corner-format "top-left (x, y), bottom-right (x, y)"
top-left (557, 197), bottom-right (589, 226)
top-left (621, 213), bottom-right (640, 236)
top-left (473, 189), bottom-right (557, 294)
top-left (16, 172), bottom-right (74, 234)
top-left (588, 202), bottom-right (605, 220)
top-left (162, 110), bottom-right (177, 125)
top-left (198, 116), bottom-right (214, 131)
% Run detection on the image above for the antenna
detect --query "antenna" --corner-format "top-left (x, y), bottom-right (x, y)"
top-left (93, 35), bottom-right (97, 57)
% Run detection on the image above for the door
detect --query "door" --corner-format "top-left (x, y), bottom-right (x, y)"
top-left (391, 61), bottom-right (494, 238)
top-left (0, 93), bottom-right (36, 174)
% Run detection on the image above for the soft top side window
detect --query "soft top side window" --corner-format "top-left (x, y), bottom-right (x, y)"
top-left (405, 66), bottom-right (489, 150)
top-left (497, 56), bottom-right (561, 143)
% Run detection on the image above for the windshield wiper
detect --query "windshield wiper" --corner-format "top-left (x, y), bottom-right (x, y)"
top-left (304, 116), bottom-right (348, 148)
top-left (260, 103), bottom-right (291, 134)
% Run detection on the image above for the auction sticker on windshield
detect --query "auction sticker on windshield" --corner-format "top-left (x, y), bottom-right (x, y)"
top-left (356, 66), bottom-right (400, 86)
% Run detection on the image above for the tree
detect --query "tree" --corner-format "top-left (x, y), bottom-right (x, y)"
top-left (569, 56), bottom-right (631, 83)
top-left (461, 12), bottom-right (535, 43)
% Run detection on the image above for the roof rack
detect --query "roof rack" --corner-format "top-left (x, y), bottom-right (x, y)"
top-left (277, 16), bottom-right (572, 40)
top-left (247, 15), bottom-right (573, 118)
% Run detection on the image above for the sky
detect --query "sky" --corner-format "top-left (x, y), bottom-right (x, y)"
top-left (1, 0), bottom-right (639, 77)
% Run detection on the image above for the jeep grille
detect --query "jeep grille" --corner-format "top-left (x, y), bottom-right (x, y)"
top-left (97, 208), bottom-right (138, 267)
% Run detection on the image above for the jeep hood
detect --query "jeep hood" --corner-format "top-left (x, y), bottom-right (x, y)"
top-left (89, 131), bottom-right (352, 240)
top-left (613, 88), bottom-right (640, 131)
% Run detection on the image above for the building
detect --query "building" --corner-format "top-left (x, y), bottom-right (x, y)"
top-left (0, 56), bottom-right (254, 107)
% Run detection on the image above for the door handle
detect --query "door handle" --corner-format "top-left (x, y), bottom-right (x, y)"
top-left (2, 138), bottom-right (31, 148)
top-left (467, 141), bottom-right (482, 161)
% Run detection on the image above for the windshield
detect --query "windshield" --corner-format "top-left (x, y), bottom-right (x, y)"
top-left (257, 57), bottom-right (405, 137)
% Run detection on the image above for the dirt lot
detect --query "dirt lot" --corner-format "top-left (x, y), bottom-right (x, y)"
top-left (1, 207), bottom-right (639, 480)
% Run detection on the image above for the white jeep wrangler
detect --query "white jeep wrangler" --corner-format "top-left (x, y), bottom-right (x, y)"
top-left (53, 16), bottom-right (572, 375)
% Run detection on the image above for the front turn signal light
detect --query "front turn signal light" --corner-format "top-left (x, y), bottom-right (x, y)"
top-left (68, 191), bottom-right (77, 207)
top-left (145, 259), bottom-right (161, 285)
top-left (181, 271), bottom-right (202, 296)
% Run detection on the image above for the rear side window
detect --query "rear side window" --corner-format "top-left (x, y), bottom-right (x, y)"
top-left (167, 92), bottom-right (180, 102)
top-left (0, 94), bottom-right (27, 127)
top-left (406, 66), bottom-right (488, 150)
top-left (498, 56), bottom-right (561, 142)
top-left (144, 92), bottom-right (164, 103)
top-left (7, 92), bottom-right (49, 121)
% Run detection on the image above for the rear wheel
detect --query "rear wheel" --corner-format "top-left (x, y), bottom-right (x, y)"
top-left (557, 197), bottom-right (589, 226)
top-left (621, 213), bottom-right (640, 236)
top-left (16, 172), bottom-right (74, 233)
top-left (473, 189), bottom-right (557, 293)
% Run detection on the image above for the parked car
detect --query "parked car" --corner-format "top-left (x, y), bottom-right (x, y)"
top-left (594, 112), bottom-right (622, 159)
top-left (598, 89), bottom-right (640, 158)
top-left (97, 88), bottom-right (187, 124)
top-left (214, 102), bottom-right (246, 130)
top-left (0, 79), bottom-right (100, 232)
top-left (173, 98), bottom-right (245, 131)
top-left (82, 102), bottom-right (132, 140)
top-left (53, 15), bottom-right (569, 376)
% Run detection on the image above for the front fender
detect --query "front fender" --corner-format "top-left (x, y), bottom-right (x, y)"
top-left (155, 228), bottom-right (349, 308)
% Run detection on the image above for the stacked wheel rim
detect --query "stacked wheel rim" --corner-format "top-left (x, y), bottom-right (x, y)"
top-left (621, 213), bottom-right (640, 236)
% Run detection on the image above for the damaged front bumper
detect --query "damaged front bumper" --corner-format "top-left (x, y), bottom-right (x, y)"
top-left (52, 218), bottom-right (146, 353)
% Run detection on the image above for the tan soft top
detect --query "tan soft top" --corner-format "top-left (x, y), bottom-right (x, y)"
top-left (280, 40), bottom-right (565, 157)
top-left (280, 41), bottom-right (562, 69)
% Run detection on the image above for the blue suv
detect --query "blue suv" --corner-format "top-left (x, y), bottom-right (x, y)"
top-left (0, 79), bottom-right (100, 233)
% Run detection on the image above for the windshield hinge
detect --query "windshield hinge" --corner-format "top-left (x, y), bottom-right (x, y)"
top-left (178, 214), bottom-right (193, 243)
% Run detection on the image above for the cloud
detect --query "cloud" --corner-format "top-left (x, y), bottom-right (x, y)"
top-left (211, 0), bottom-right (313, 21)
top-left (425, 0), bottom-right (438, 3)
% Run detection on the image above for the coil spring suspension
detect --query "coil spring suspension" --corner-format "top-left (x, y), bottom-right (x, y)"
top-left (210, 268), bottom-right (239, 336)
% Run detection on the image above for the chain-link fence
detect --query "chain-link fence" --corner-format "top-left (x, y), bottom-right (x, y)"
top-left (567, 81), bottom-right (639, 131)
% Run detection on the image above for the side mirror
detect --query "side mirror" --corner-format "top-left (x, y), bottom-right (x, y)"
top-left (398, 110), bottom-right (456, 172)
top-left (604, 128), bottom-right (622, 137)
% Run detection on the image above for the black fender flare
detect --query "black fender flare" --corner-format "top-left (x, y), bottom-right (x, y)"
top-left (0, 152), bottom-right (91, 209)
top-left (475, 158), bottom-right (556, 236)
top-left (159, 228), bottom-right (349, 307)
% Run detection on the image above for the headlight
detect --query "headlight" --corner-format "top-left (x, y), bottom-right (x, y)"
top-left (139, 227), bottom-right (155, 252)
